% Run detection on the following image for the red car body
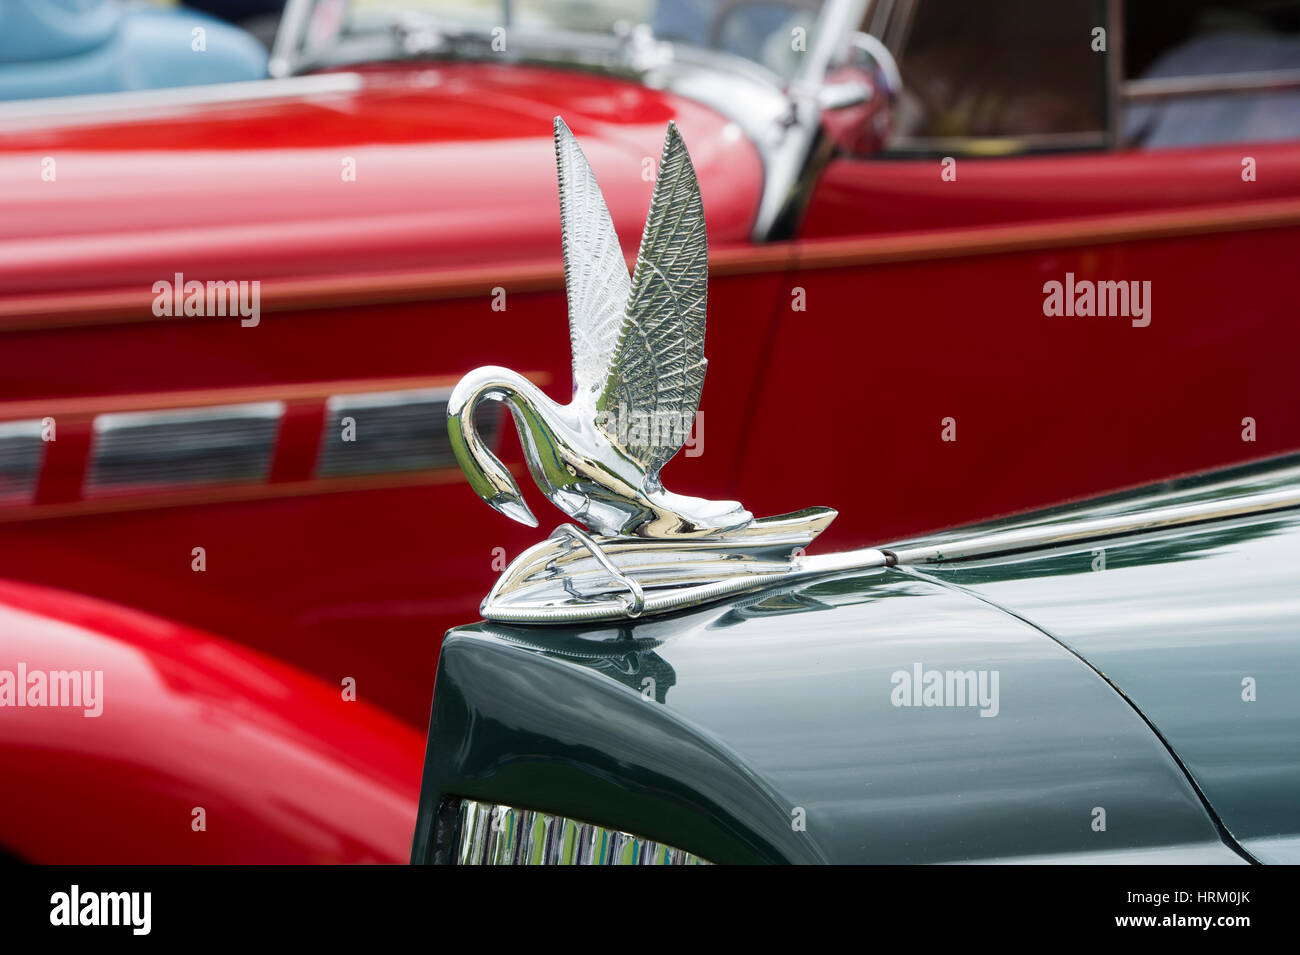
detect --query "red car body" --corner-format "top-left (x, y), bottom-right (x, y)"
top-left (0, 579), bottom-right (422, 863)
top-left (1, 59), bottom-right (1297, 860)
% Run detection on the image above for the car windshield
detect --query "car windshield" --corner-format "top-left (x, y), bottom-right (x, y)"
top-left (352, 0), bottom-right (830, 79)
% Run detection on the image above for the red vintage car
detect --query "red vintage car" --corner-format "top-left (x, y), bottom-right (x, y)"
top-left (1, 0), bottom-right (1298, 862)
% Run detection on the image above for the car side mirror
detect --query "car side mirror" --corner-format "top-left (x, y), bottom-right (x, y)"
top-left (818, 31), bottom-right (901, 157)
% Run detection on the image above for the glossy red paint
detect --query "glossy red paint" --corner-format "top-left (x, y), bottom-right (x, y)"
top-left (754, 219), bottom-right (1300, 550)
top-left (0, 579), bottom-right (424, 863)
top-left (0, 63), bottom-right (763, 302)
top-left (767, 142), bottom-right (1300, 548)
top-left (801, 141), bottom-right (1300, 237)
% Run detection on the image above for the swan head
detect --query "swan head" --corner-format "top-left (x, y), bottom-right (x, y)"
top-left (446, 366), bottom-right (543, 528)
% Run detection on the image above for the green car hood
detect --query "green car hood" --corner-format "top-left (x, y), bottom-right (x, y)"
top-left (915, 459), bottom-right (1300, 864)
top-left (412, 456), bottom-right (1300, 864)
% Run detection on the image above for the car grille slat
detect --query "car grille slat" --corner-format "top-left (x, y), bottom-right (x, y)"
top-left (451, 799), bottom-right (711, 865)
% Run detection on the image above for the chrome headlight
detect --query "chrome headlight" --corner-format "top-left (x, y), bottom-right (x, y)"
top-left (454, 799), bottom-right (711, 865)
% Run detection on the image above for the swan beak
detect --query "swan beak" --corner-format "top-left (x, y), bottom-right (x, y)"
top-left (491, 491), bottom-right (539, 528)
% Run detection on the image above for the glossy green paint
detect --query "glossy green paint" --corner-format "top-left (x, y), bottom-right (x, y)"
top-left (413, 572), bottom-right (1240, 863)
top-left (413, 455), bottom-right (1300, 864)
top-left (919, 512), bottom-right (1300, 864)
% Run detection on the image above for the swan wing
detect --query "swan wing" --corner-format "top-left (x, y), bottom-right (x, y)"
top-left (597, 121), bottom-right (707, 478)
top-left (554, 116), bottom-right (633, 402)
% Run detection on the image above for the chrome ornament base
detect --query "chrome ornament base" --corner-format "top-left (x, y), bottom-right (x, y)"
top-left (482, 507), bottom-right (888, 624)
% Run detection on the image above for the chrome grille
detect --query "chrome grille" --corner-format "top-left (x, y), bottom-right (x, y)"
top-left (86, 402), bottom-right (283, 494)
top-left (453, 799), bottom-right (710, 865)
top-left (316, 387), bottom-right (501, 477)
top-left (0, 419), bottom-right (45, 505)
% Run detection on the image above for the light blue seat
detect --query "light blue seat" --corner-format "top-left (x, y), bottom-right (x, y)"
top-left (0, 0), bottom-right (268, 102)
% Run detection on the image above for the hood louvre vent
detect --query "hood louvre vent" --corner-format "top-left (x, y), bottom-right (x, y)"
top-left (317, 387), bottom-right (501, 478)
top-left (86, 402), bottom-right (283, 495)
top-left (0, 419), bottom-right (45, 505)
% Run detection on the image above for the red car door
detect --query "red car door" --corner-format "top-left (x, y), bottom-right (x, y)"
top-left (742, 0), bottom-right (1300, 549)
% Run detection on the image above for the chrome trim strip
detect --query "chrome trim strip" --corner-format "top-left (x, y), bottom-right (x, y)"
top-left (269, 0), bottom-right (317, 79)
top-left (0, 419), bottom-right (45, 505)
top-left (800, 0), bottom-right (870, 87)
top-left (873, 0), bottom-right (918, 57)
top-left (481, 556), bottom-right (884, 624)
top-left (551, 523), bottom-right (646, 617)
top-left (481, 482), bottom-right (1300, 624)
top-left (1124, 68), bottom-right (1300, 103)
top-left (0, 74), bottom-right (362, 129)
top-left (888, 487), bottom-right (1300, 566)
top-left (480, 509), bottom-right (847, 624)
top-left (751, 0), bottom-right (872, 239)
top-left (317, 386), bottom-right (500, 478)
top-left (87, 402), bottom-right (284, 494)
top-left (453, 799), bottom-right (710, 865)
top-left (484, 485), bottom-right (1300, 623)
top-left (1106, 0), bottom-right (1125, 148)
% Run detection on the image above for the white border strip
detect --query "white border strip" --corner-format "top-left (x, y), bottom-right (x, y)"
top-left (0, 73), bottom-right (362, 130)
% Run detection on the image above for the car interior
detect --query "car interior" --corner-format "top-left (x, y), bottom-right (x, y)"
top-left (888, 0), bottom-right (1300, 149)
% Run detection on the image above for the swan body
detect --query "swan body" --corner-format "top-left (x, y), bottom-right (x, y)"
top-left (446, 117), bottom-right (753, 539)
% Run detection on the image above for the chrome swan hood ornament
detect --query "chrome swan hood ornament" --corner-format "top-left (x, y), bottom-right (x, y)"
top-left (449, 117), bottom-right (749, 539)
top-left (447, 117), bottom-right (857, 624)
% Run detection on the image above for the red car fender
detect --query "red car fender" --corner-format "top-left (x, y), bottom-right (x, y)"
top-left (0, 580), bottom-right (424, 863)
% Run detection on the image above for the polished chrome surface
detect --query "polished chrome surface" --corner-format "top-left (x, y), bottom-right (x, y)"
top-left (317, 387), bottom-right (499, 477)
top-left (481, 481), bottom-right (1300, 622)
top-left (475, 454), bottom-right (1300, 625)
top-left (448, 118), bottom-right (753, 540)
top-left (482, 509), bottom-right (876, 624)
top-left (269, 0), bottom-right (317, 78)
top-left (846, 30), bottom-right (902, 99)
top-left (751, 0), bottom-right (873, 239)
top-left (441, 116), bottom-right (915, 624)
top-left (888, 486), bottom-right (1300, 566)
top-left (453, 799), bottom-right (710, 865)
top-left (0, 419), bottom-right (45, 505)
top-left (87, 402), bottom-right (283, 494)
top-left (448, 117), bottom-right (849, 625)
top-left (550, 523), bottom-right (646, 618)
